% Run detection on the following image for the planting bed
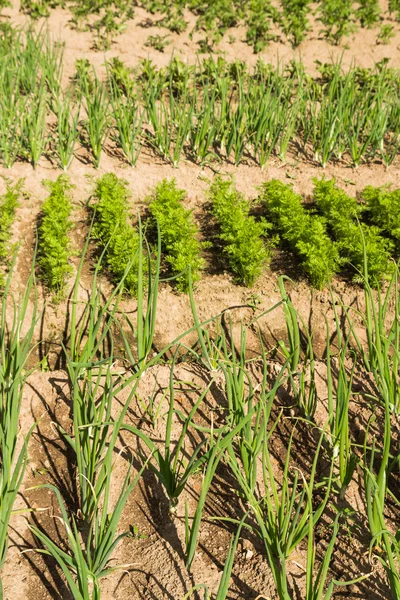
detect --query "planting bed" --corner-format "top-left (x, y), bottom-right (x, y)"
top-left (0, 2), bottom-right (399, 600)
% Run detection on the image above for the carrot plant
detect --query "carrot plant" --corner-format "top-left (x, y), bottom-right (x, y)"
top-left (209, 177), bottom-right (274, 287)
top-left (361, 185), bottom-right (400, 249)
top-left (38, 175), bottom-right (74, 300)
top-left (90, 173), bottom-right (140, 295)
top-left (313, 178), bottom-right (394, 286)
top-left (259, 180), bottom-right (339, 289)
top-left (357, 0), bottom-right (380, 27)
top-left (147, 179), bottom-right (207, 292)
top-left (0, 179), bottom-right (24, 288)
top-left (282, 0), bottom-right (310, 46)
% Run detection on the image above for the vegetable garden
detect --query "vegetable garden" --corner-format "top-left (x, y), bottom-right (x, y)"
top-left (0, 4), bottom-right (399, 600)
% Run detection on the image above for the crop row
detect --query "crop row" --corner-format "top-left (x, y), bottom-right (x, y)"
top-left (1, 28), bottom-right (400, 169)
top-left (2, 173), bottom-right (400, 297)
top-left (12, 0), bottom-right (400, 51)
top-left (0, 227), bottom-right (399, 599)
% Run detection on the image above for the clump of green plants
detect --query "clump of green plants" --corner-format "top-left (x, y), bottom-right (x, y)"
top-left (244, 0), bottom-right (279, 52)
top-left (20, 0), bottom-right (58, 18)
top-left (38, 175), bottom-right (74, 299)
top-left (144, 34), bottom-right (171, 52)
top-left (318, 0), bottom-right (356, 44)
top-left (209, 177), bottom-right (274, 287)
top-left (79, 67), bottom-right (109, 168)
top-left (282, 0), bottom-right (311, 46)
top-left (147, 179), bottom-right (207, 292)
top-left (259, 180), bottom-right (339, 289)
top-left (0, 0), bottom-right (11, 13)
top-left (377, 23), bottom-right (396, 44)
top-left (0, 179), bottom-right (24, 287)
top-left (356, 0), bottom-right (380, 27)
top-left (361, 184), bottom-right (400, 248)
top-left (91, 173), bottom-right (140, 295)
top-left (313, 178), bottom-right (394, 286)
top-left (389, 0), bottom-right (400, 20)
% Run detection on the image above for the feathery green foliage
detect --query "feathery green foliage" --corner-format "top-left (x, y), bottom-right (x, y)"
top-left (38, 175), bottom-right (74, 299)
top-left (209, 177), bottom-right (273, 286)
top-left (148, 179), bottom-right (207, 292)
top-left (313, 178), bottom-right (394, 286)
top-left (361, 185), bottom-right (400, 248)
top-left (91, 173), bottom-right (140, 295)
top-left (259, 179), bottom-right (339, 288)
top-left (0, 179), bottom-right (24, 287)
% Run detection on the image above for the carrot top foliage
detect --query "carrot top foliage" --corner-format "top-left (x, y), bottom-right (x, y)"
top-left (209, 176), bottom-right (273, 287)
top-left (259, 179), bottom-right (339, 289)
top-left (313, 178), bottom-right (394, 286)
top-left (0, 178), bottom-right (24, 287)
top-left (38, 174), bottom-right (74, 300)
top-left (362, 184), bottom-right (400, 248)
top-left (91, 173), bottom-right (140, 295)
top-left (148, 179), bottom-right (207, 292)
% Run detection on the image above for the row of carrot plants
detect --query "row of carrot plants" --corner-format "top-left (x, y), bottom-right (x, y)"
top-left (1, 28), bottom-right (400, 168)
top-left (0, 240), bottom-right (398, 599)
top-left (2, 173), bottom-right (400, 298)
top-left (14, 174), bottom-right (398, 300)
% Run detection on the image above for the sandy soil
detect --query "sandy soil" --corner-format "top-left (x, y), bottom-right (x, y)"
top-left (2, 361), bottom-right (397, 600)
top-left (0, 1), bottom-right (399, 599)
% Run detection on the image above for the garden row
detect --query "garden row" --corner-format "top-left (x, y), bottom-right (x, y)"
top-left (0, 219), bottom-right (399, 599)
top-left (2, 173), bottom-right (400, 298)
top-left (1, 27), bottom-right (400, 169)
top-left (11, 0), bottom-right (400, 51)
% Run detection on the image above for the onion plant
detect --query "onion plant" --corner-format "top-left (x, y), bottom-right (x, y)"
top-left (53, 90), bottom-right (81, 171)
top-left (363, 409), bottom-right (399, 597)
top-left (325, 306), bottom-right (357, 499)
top-left (189, 87), bottom-right (218, 165)
top-left (29, 463), bottom-right (147, 600)
top-left (81, 72), bottom-right (109, 168)
top-left (305, 504), bottom-right (371, 598)
top-left (0, 259), bottom-right (38, 597)
top-left (227, 428), bottom-right (334, 599)
top-left (345, 259), bottom-right (400, 415)
top-left (220, 319), bottom-right (289, 492)
top-left (22, 82), bottom-right (48, 169)
top-left (185, 408), bottom-right (257, 569)
top-left (109, 79), bottom-right (143, 166)
top-left (123, 351), bottom-right (215, 514)
top-left (277, 277), bottom-right (317, 419)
